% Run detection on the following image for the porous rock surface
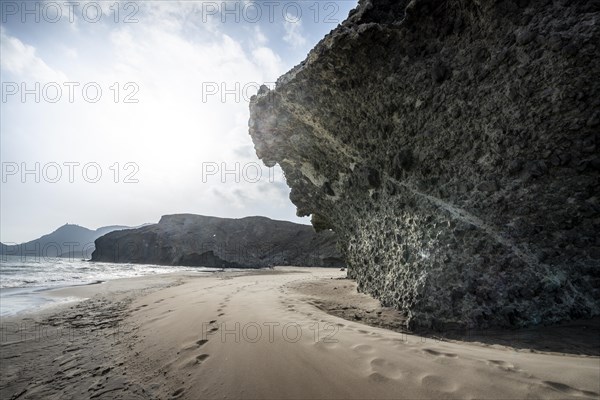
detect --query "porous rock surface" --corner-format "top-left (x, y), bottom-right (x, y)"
top-left (249, 0), bottom-right (600, 329)
top-left (92, 214), bottom-right (344, 268)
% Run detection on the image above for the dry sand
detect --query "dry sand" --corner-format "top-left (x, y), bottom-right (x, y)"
top-left (1, 267), bottom-right (598, 399)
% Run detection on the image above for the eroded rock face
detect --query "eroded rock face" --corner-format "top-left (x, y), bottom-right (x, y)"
top-left (249, 0), bottom-right (600, 329)
top-left (92, 214), bottom-right (343, 268)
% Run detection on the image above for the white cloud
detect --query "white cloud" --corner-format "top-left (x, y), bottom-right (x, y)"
top-left (251, 47), bottom-right (284, 81)
top-left (283, 13), bottom-right (307, 48)
top-left (251, 26), bottom-right (268, 46)
top-left (0, 27), bottom-right (67, 82)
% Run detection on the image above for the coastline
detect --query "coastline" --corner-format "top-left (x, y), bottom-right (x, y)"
top-left (1, 267), bottom-right (598, 399)
top-left (0, 261), bottom-right (218, 318)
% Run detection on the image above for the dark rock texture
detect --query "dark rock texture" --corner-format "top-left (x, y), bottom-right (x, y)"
top-left (91, 214), bottom-right (343, 268)
top-left (249, 0), bottom-right (600, 329)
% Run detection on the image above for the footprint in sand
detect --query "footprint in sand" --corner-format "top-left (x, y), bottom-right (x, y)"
top-left (182, 352), bottom-right (210, 368)
top-left (368, 372), bottom-right (390, 383)
top-left (487, 359), bottom-right (519, 372)
top-left (171, 388), bottom-right (185, 399)
top-left (420, 374), bottom-right (458, 393)
top-left (196, 354), bottom-right (209, 363)
top-left (423, 348), bottom-right (458, 358)
top-left (353, 344), bottom-right (375, 354)
top-left (370, 358), bottom-right (403, 379)
top-left (543, 381), bottom-right (599, 398)
top-left (182, 340), bottom-right (205, 351)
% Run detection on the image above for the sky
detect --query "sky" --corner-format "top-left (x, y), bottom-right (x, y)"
top-left (0, 0), bottom-right (358, 243)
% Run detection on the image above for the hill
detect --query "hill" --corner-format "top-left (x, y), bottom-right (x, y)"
top-left (1, 224), bottom-right (131, 259)
top-left (92, 214), bottom-right (344, 268)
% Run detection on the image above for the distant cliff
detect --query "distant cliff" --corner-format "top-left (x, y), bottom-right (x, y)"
top-left (249, 0), bottom-right (599, 329)
top-left (91, 214), bottom-right (344, 268)
top-left (1, 224), bottom-right (130, 259)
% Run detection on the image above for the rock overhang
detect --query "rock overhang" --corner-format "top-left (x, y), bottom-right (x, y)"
top-left (250, 0), bottom-right (600, 329)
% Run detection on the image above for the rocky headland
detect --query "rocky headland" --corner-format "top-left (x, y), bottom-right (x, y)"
top-left (91, 214), bottom-right (344, 268)
top-left (249, 0), bottom-right (600, 329)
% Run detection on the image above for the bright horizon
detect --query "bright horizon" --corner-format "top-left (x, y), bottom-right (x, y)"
top-left (0, 1), bottom-right (358, 243)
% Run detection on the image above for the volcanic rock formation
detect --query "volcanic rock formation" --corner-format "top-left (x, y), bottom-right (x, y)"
top-left (92, 214), bottom-right (344, 268)
top-left (249, 0), bottom-right (600, 329)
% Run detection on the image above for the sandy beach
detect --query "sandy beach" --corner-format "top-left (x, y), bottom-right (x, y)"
top-left (1, 268), bottom-right (599, 400)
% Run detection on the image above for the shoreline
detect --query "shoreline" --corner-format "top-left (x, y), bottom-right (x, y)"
top-left (0, 268), bottom-right (223, 318)
top-left (0, 285), bottom-right (89, 319)
top-left (1, 267), bottom-right (598, 399)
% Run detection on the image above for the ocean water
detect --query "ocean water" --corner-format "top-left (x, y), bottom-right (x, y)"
top-left (0, 255), bottom-right (216, 316)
